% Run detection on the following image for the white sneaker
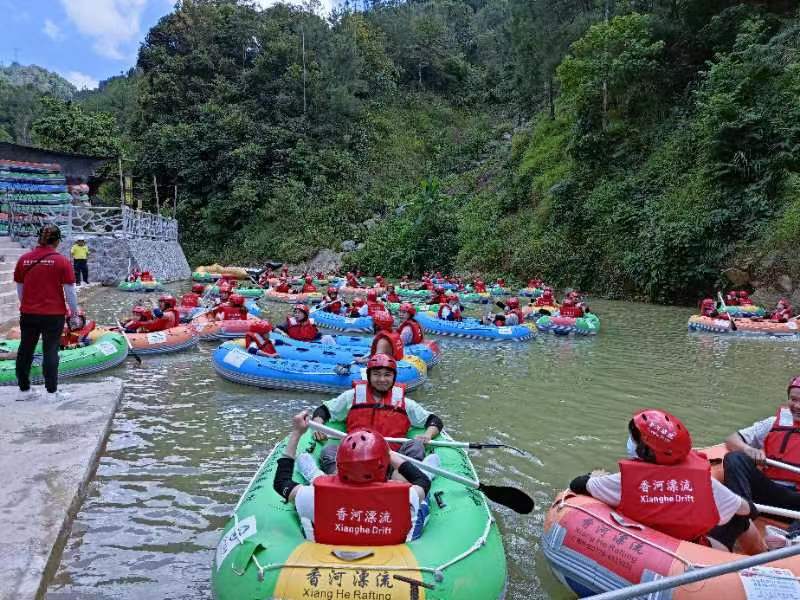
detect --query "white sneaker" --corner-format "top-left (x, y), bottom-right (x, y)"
top-left (15, 388), bottom-right (41, 402)
top-left (45, 390), bottom-right (71, 401)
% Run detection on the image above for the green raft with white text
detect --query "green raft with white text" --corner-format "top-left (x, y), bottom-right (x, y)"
top-left (211, 423), bottom-right (507, 600)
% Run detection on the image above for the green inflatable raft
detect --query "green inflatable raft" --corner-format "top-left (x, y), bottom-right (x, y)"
top-left (206, 284), bottom-right (264, 298)
top-left (212, 424), bottom-right (507, 600)
top-left (192, 271), bottom-right (219, 282)
top-left (0, 332), bottom-right (128, 385)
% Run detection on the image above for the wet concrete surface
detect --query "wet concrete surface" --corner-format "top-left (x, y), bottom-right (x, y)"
top-left (0, 377), bottom-right (124, 600)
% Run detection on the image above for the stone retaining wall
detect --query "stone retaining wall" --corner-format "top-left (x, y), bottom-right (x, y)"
top-left (19, 236), bottom-right (191, 284)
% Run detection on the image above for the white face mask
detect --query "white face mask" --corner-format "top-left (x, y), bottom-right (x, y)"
top-left (626, 435), bottom-right (639, 459)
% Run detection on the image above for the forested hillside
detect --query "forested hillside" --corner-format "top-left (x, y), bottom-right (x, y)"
top-left (6, 0), bottom-right (800, 302)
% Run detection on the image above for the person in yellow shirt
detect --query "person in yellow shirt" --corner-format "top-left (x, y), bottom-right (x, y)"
top-left (70, 236), bottom-right (89, 285)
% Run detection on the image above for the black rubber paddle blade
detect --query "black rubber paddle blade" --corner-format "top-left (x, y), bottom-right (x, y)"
top-left (479, 483), bottom-right (535, 514)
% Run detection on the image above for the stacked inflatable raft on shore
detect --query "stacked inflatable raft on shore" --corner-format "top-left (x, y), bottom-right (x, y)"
top-left (0, 332), bottom-right (128, 385)
top-left (212, 424), bottom-right (507, 600)
top-left (211, 342), bottom-right (426, 393)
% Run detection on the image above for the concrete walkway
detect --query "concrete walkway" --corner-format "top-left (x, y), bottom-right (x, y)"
top-left (0, 377), bottom-right (124, 600)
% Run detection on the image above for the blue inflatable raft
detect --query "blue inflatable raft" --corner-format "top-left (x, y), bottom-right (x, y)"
top-left (308, 308), bottom-right (373, 333)
top-left (211, 342), bottom-right (426, 393)
top-left (271, 331), bottom-right (442, 367)
top-left (416, 312), bottom-right (535, 341)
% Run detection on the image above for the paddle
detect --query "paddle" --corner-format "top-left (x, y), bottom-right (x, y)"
top-left (382, 435), bottom-right (529, 455)
top-left (765, 457), bottom-right (800, 476)
top-left (115, 319), bottom-right (142, 365)
top-left (717, 291), bottom-right (738, 331)
top-left (308, 421), bottom-right (535, 514)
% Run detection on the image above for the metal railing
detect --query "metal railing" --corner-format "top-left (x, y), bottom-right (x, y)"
top-left (7, 203), bottom-right (178, 241)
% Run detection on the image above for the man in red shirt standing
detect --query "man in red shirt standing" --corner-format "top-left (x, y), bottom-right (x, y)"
top-left (13, 224), bottom-right (80, 401)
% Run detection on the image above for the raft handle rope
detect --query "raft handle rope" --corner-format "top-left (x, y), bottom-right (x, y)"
top-left (556, 496), bottom-right (699, 570)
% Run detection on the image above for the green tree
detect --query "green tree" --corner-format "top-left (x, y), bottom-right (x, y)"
top-left (31, 96), bottom-right (121, 156)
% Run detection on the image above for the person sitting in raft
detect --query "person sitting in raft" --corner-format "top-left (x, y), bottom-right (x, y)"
top-left (345, 271), bottom-right (361, 288)
top-left (355, 311), bottom-right (403, 365)
top-left (123, 300), bottom-right (174, 333)
top-left (527, 278), bottom-right (543, 290)
top-left (496, 278), bottom-right (506, 289)
top-left (375, 275), bottom-right (385, 288)
top-left (769, 298), bottom-right (793, 323)
top-left (215, 281), bottom-right (233, 305)
top-left (399, 275), bottom-right (411, 289)
top-left (558, 296), bottom-right (585, 319)
top-left (181, 283), bottom-right (206, 308)
top-left (280, 265), bottom-right (289, 279)
top-left (569, 409), bottom-right (752, 550)
top-left (473, 278), bottom-right (487, 293)
top-left (274, 412), bottom-right (434, 544)
top-left (348, 297), bottom-right (368, 318)
top-left (211, 293), bottom-right (248, 321)
top-left (140, 271), bottom-right (154, 282)
top-left (421, 277), bottom-right (434, 291)
top-left (310, 354), bottom-right (444, 471)
top-left (384, 284), bottom-right (401, 303)
top-left (725, 291), bottom-right (740, 306)
top-left (60, 308), bottom-right (96, 349)
top-left (699, 297), bottom-right (729, 320)
top-left (398, 303), bottom-right (425, 345)
top-left (714, 376), bottom-right (800, 550)
top-left (429, 285), bottom-right (448, 306)
top-left (257, 268), bottom-right (273, 287)
top-left (534, 287), bottom-right (556, 308)
top-left (320, 286), bottom-right (343, 314)
top-left (245, 320), bottom-right (278, 357)
top-left (127, 268), bottom-right (142, 282)
top-left (365, 289), bottom-right (386, 316)
top-left (273, 277), bottom-right (291, 294)
top-left (277, 304), bottom-right (321, 341)
top-left (438, 295), bottom-right (463, 321)
top-left (122, 306), bottom-right (152, 333)
top-left (737, 290), bottom-right (752, 305)
top-left (300, 275), bottom-right (317, 294)
top-left (151, 294), bottom-right (181, 329)
top-left (502, 297), bottom-right (525, 325)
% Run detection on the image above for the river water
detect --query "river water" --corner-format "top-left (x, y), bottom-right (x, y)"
top-left (44, 286), bottom-right (800, 599)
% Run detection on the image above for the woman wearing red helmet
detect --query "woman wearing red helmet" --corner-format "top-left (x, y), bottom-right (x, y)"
top-left (211, 293), bottom-right (248, 321)
top-left (429, 285), bottom-right (448, 306)
top-left (502, 297), bottom-right (525, 325)
top-left (569, 409), bottom-right (751, 548)
top-left (153, 294), bottom-right (180, 328)
top-left (181, 284), bottom-right (206, 308)
top-left (437, 295), bottom-right (463, 321)
top-left (216, 281), bottom-right (233, 304)
top-left (348, 297), bottom-right (368, 318)
top-left (301, 275), bottom-right (317, 294)
top-left (355, 311), bottom-right (403, 362)
top-left (397, 303), bottom-right (424, 345)
top-left (769, 298), bottom-right (794, 323)
top-left (245, 320), bottom-right (277, 357)
top-left (311, 353), bottom-right (444, 471)
top-left (277, 304), bottom-right (321, 341)
top-left (273, 411), bottom-right (436, 545)
top-left (123, 305), bottom-right (153, 333)
top-left (273, 277), bottom-right (291, 294)
top-left (383, 284), bottom-right (400, 304)
top-left (718, 377), bottom-right (800, 550)
top-left (365, 288), bottom-right (385, 316)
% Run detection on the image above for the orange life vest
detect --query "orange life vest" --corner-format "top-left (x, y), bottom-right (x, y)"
top-left (346, 382), bottom-right (411, 448)
top-left (370, 331), bottom-right (404, 361)
top-left (313, 476), bottom-right (411, 545)
top-left (618, 451), bottom-right (719, 541)
top-left (763, 407), bottom-right (800, 486)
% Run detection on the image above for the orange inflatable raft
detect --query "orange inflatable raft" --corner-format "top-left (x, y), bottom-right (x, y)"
top-left (688, 315), bottom-right (800, 338)
top-left (262, 289), bottom-right (322, 304)
top-left (543, 445), bottom-right (800, 598)
top-left (192, 313), bottom-right (260, 341)
top-left (104, 325), bottom-right (198, 355)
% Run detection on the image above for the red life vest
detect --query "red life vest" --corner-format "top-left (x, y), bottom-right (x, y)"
top-left (347, 275), bottom-right (360, 287)
top-left (286, 317), bottom-right (319, 341)
top-left (438, 305), bottom-right (461, 321)
top-left (763, 407), bottom-right (800, 486)
top-left (770, 308), bottom-right (793, 322)
top-left (370, 331), bottom-right (404, 361)
top-left (181, 292), bottom-right (200, 308)
top-left (323, 299), bottom-right (343, 314)
top-left (214, 304), bottom-right (247, 321)
top-left (302, 283), bottom-right (317, 293)
top-left (366, 300), bottom-right (386, 316)
top-left (474, 282), bottom-right (486, 293)
top-left (535, 294), bottom-right (554, 307)
top-left (245, 332), bottom-right (277, 356)
top-left (431, 294), bottom-right (448, 306)
top-left (700, 299), bottom-right (716, 317)
top-left (131, 317), bottom-right (167, 333)
top-left (559, 304), bottom-right (584, 318)
top-left (399, 319), bottom-right (424, 344)
top-left (618, 451), bottom-right (719, 541)
top-left (313, 476), bottom-right (411, 545)
top-left (60, 320), bottom-right (96, 347)
top-left (386, 292), bottom-right (400, 303)
top-left (140, 271), bottom-right (154, 282)
top-left (346, 382), bottom-right (411, 448)
top-left (275, 283), bottom-right (291, 293)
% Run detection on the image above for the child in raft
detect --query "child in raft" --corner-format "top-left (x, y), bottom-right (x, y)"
top-left (60, 308), bottom-right (96, 349)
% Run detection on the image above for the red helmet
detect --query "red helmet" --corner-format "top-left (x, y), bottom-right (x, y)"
top-left (448, 294), bottom-right (460, 304)
top-left (159, 294), bottom-right (177, 308)
top-left (376, 275), bottom-right (385, 282)
top-left (336, 429), bottom-right (391, 484)
top-left (305, 275), bottom-right (313, 283)
top-left (507, 296), bottom-right (520, 309)
top-left (353, 297), bottom-right (366, 308)
top-left (629, 410), bottom-right (691, 465)
top-left (250, 320), bottom-right (272, 334)
top-left (700, 298), bottom-right (715, 310)
top-left (738, 290), bottom-right (749, 297)
top-left (367, 353), bottom-right (397, 373)
top-left (788, 376), bottom-right (800, 397)
top-left (497, 278), bottom-right (505, 286)
top-left (367, 289), bottom-right (378, 301)
top-left (327, 286), bottom-right (338, 296)
top-left (372, 311), bottom-right (393, 332)
top-left (294, 303), bottom-right (310, 316)
top-left (230, 294), bottom-right (245, 306)
top-left (191, 283), bottom-right (205, 294)
top-left (133, 306), bottom-right (152, 319)
top-left (399, 302), bottom-right (416, 317)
